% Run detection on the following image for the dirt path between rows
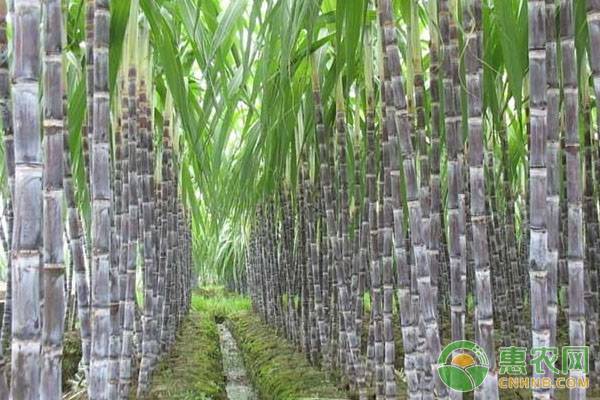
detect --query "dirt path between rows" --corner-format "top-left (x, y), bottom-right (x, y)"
top-left (218, 323), bottom-right (258, 400)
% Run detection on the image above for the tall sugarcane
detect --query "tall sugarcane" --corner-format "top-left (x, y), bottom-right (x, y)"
top-left (89, 0), bottom-right (112, 397)
top-left (155, 116), bottom-right (169, 355)
top-left (377, 0), bottom-right (447, 398)
top-left (545, 0), bottom-right (559, 367)
top-left (278, 191), bottom-right (292, 340)
top-left (380, 71), bottom-right (396, 400)
top-left (137, 76), bottom-right (157, 397)
top-left (84, 0), bottom-right (94, 179)
top-left (176, 203), bottom-right (188, 325)
top-left (463, 0), bottom-right (498, 397)
top-left (119, 9), bottom-right (140, 393)
top-left (439, 2), bottom-right (466, 378)
top-left (452, 0), bottom-right (468, 355)
top-left (310, 55), bottom-right (336, 372)
top-left (134, 59), bottom-right (147, 356)
top-left (0, 227), bottom-right (7, 396)
top-left (61, 41), bottom-right (89, 380)
top-left (378, 31), bottom-right (399, 399)
top-left (304, 164), bottom-right (320, 365)
top-left (164, 134), bottom-right (178, 349)
top-left (310, 190), bottom-right (320, 367)
top-left (297, 174), bottom-right (309, 359)
top-left (309, 68), bottom-right (330, 368)
top-left (528, 1), bottom-right (551, 399)
top-left (412, 0), bottom-right (434, 316)
top-left (108, 91), bottom-right (124, 398)
top-left (587, 11), bottom-right (600, 362)
top-left (587, 0), bottom-right (600, 384)
top-left (374, 23), bottom-right (419, 396)
top-left (378, 1), bottom-right (420, 398)
top-left (159, 114), bottom-right (173, 351)
top-left (81, 0), bottom-right (94, 287)
top-left (40, 0), bottom-right (65, 396)
top-left (10, 0), bottom-right (43, 398)
top-left (427, 0), bottom-right (444, 324)
top-left (119, 65), bottom-right (139, 400)
top-left (375, 122), bottom-right (386, 394)
top-left (117, 78), bottom-right (130, 395)
top-left (362, 32), bottom-right (381, 395)
top-left (150, 115), bottom-right (160, 371)
top-left (560, 0), bottom-right (585, 398)
top-left (333, 79), bottom-right (366, 397)
top-left (64, 107), bottom-right (92, 380)
top-left (0, 0), bottom-right (11, 394)
top-left (582, 90), bottom-right (599, 382)
top-left (368, 18), bottom-right (385, 396)
top-left (409, 6), bottom-right (435, 394)
top-left (0, 204), bottom-right (10, 390)
top-left (499, 123), bottom-right (528, 346)
top-left (354, 170), bottom-right (368, 362)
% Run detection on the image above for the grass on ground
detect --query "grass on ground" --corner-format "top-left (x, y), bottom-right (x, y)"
top-left (192, 290), bottom-right (251, 318)
top-left (148, 311), bottom-right (226, 400)
top-left (147, 289), bottom-right (250, 399)
top-left (228, 311), bottom-right (348, 400)
top-left (63, 330), bottom-right (83, 389)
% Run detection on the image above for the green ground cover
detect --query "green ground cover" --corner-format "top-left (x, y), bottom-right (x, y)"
top-left (148, 311), bottom-right (226, 400)
top-left (227, 311), bottom-right (347, 400)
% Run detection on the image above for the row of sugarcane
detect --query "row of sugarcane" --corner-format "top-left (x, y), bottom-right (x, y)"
top-left (0, 0), bottom-right (194, 399)
top-left (244, 0), bottom-right (600, 399)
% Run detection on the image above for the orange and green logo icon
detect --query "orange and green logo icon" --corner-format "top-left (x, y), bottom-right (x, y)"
top-left (438, 340), bottom-right (489, 392)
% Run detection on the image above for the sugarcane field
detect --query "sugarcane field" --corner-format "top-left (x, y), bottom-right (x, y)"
top-left (2, 0), bottom-right (600, 399)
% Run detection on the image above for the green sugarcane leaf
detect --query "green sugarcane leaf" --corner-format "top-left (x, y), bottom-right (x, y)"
top-left (109, 0), bottom-right (132, 95)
